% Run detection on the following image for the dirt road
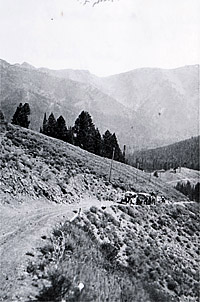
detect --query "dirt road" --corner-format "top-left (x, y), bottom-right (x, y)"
top-left (0, 196), bottom-right (194, 301)
top-left (0, 198), bottom-right (112, 301)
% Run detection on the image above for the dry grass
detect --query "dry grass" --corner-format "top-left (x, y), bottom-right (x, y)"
top-left (31, 222), bottom-right (151, 302)
top-left (73, 203), bottom-right (200, 301)
top-left (28, 201), bottom-right (199, 301)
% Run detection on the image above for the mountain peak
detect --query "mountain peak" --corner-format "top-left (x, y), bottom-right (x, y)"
top-left (21, 62), bottom-right (36, 70)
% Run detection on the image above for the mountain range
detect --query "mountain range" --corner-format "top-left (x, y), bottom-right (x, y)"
top-left (0, 59), bottom-right (199, 150)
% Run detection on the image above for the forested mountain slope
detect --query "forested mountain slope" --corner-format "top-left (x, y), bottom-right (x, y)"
top-left (128, 136), bottom-right (200, 171)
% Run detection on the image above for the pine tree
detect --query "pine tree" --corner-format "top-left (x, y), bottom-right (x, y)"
top-left (66, 126), bottom-right (75, 144)
top-left (56, 115), bottom-right (68, 141)
top-left (41, 113), bottom-right (48, 134)
top-left (73, 111), bottom-right (96, 153)
top-left (0, 110), bottom-right (5, 123)
top-left (194, 182), bottom-right (200, 202)
top-left (186, 181), bottom-right (192, 198)
top-left (12, 103), bottom-right (22, 125)
top-left (102, 130), bottom-right (113, 158)
top-left (46, 113), bottom-right (57, 137)
top-left (94, 128), bottom-right (102, 156)
top-left (111, 133), bottom-right (124, 162)
top-left (102, 131), bottom-right (123, 162)
top-left (122, 145), bottom-right (126, 163)
top-left (22, 103), bottom-right (30, 128)
top-left (11, 103), bottom-right (30, 128)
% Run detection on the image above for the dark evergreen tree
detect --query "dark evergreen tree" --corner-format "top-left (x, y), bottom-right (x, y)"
top-left (94, 128), bottom-right (102, 156)
top-left (102, 130), bottom-right (113, 158)
top-left (186, 181), bottom-right (192, 198)
top-left (66, 126), bottom-right (75, 144)
top-left (102, 130), bottom-right (124, 162)
top-left (41, 113), bottom-right (48, 134)
top-left (0, 110), bottom-right (6, 127)
top-left (122, 145), bottom-right (126, 163)
top-left (56, 115), bottom-right (68, 141)
top-left (11, 103), bottom-right (22, 125)
top-left (175, 181), bottom-right (200, 202)
top-left (73, 111), bottom-right (96, 153)
top-left (111, 133), bottom-right (124, 162)
top-left (0, 110), bottom-right (5, 123)
top-left (194, 182), bottom-right (200, 203)
top-left (11, 103), bottom-right (30, 128)
top-left (46, 113), bottom-right (57, 137)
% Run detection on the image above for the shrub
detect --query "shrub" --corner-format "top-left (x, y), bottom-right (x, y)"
top-left (40, 243), bottom-right (54, 255)
top-left (144, 248), bottom-right (150, 257)
top-left (127, 207), bottom-right (136, 218)
top-left (36, 269), bottom-right (71, 301)
top-left (101, 242), bottom-right (119, 261)
top-left (167, 279), bottom-right (177, 291)
top-left (90, 206), bottom-right (97, 214)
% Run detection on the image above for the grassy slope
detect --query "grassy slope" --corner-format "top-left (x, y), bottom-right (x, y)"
top-left (0, 124), bottom-right (187, 205)
top-left (159, 168), bottom-right (200, 187)
top-left (82, 204), bottom-right (200, 301)
top-left (30, 202), bottom-right (199, 302)
top-left (0, 125), bottom-right (199, 301)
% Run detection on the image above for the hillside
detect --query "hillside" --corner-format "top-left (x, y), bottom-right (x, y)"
top-left (0, 59), bottom-right (199, 149)
top-left (159, 167), bottom-right (200, 187)
top-left (128, 136), bottom-right (200, 171)
top-left (0, 125), bottom-right (199, 302)
top-left (0, 124), bottom-right (186, 205)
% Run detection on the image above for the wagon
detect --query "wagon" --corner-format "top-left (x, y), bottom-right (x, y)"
top-left (136, 193), bottom-right (151, 205)
top-left (121, 191), bottom-right (137, 204)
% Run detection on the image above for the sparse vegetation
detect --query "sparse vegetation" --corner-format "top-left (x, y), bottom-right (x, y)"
top-left (31, 222), bottom-right (150, 302)
top-left (1, 124), bottom-right (187, 205)
top-left (29, 202), bottom-right (199, 302)
top-left (0, 124), bottom-right (199, 302)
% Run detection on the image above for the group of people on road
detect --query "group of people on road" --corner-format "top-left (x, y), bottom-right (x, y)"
top-left (121, 191), bottom-right (166, 206)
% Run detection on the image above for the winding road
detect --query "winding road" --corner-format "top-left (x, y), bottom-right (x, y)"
top-left (0, 198), bottom-right (112, 301)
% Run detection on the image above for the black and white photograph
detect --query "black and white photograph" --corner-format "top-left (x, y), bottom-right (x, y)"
top-left (0, 0), bottom-right (200, 301)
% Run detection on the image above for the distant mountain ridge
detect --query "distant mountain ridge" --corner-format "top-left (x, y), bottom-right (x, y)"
top-left (0, 59), bottom-right (199, 149)
top-left (0, 59), bottom-right (136, 145)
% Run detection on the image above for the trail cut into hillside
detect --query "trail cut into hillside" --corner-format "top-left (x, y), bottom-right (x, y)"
top-left (1, 124), bottom-right (187, 205)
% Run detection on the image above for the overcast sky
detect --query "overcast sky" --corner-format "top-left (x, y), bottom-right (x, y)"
top-left (0, 0), bottom-right (199, 76)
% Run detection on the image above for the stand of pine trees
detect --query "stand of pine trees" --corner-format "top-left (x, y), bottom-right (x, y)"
top-left (128, 136), bottom-right (200, 172)
top-left (40, 111), bottom-right (125, 163)
top-left (11, 103), bottom-right (30, 128)
top-left (175, 181), bottom-right (200, 203)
